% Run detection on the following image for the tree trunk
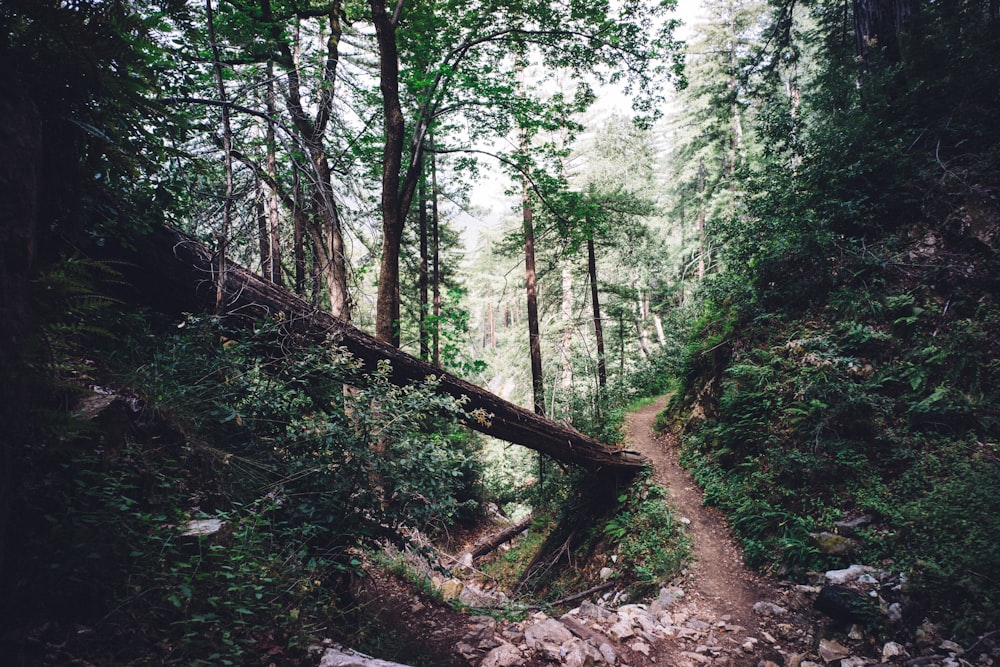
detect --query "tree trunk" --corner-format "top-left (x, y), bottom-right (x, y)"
top-left (587, 237), bottom-right (607, 394)
top-left (418, 169), bottom-right (430, 361)
top-left (112, 225), bottom-right (649, 475)
top-left (205, 0), bottom-right (233, 315)
top-left (465, 516), bottom-right (533, 560)
top-left (697, 157), bottom-right (706, 280)
top-left (431, 137), bottom-right (442, 367)
top-left (523, 177), bottom-right (546, 417)
top-left (271, 0), bottom-right (350, 318)
top-left (371, 0), bottom-right (406, 345)
top-left (263, 61), bottom-right (283, 286)
top-left (293, 170), bottom-right (307, 295)
top-left (558, 265), bottom-right (574, 421)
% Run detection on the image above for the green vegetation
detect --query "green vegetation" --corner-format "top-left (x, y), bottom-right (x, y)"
top-left (603, 474), bottom-right (691, 593)
top-left (668, 288), bottom-right (1000, 637)
top-left (6, 309), bottom-right (484, 664)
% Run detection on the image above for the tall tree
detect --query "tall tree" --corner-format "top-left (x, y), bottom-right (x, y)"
top-left (365, 0), bottom-right (682, 344)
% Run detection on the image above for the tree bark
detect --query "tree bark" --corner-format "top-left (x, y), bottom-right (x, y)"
top-left (587, 237), bottom-right (607, 394)
top-left (270, 0), bottom-right (350, 318)
top-left (418, 169), bottom-right (430, 361)
top-left (371, 0), bottom-right (406, 345)
top-left (465, 516), bottom-right (533, 560)
top-left (263, 60), bottom-right (283, 286)
top-left (523, 177), bottom-right (546, 417)
top-left (113, 225), bottom-right (649, 475)
top-left (205, 0), bottom-right (233, 315)
top-left (430, 136), bottom-right (442, 367)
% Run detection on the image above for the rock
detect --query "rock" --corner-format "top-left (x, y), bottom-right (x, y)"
top-left (579, 599), bottom-right (612, 621)
top-left (882, 641), bottom-right (908, 659)
top-left (762, 631), bottom-right (777, 644)
top-left (886, 602), bottom-right (903, 622)
top-left (835, 515), bottom-right (873, 538)
top-left (439, 578), bottom-right (464, 601)
top-left (848, 624), bottom-right (865, 640)
top-left (818, 638), bottom-right (851, 663)
top-left (318, 645), bottom-right (414, 666)
top-left (452, 551), bottom-right (474, 575)
top-left (810, 531), bottom-right (861, 555)
top-left (814, 585), bottom-right (879, 625)
top-left (787, 653), bottom-right (808, 667)
top-left (454, 642), bottom-right (479, 661)
top-left (650, 586), bottom-right (684, 613)
top-left (680, 651), bottom-right (712, 664)
top-left (939, 640), bottom-right (964, 655)
top-left (480, 642), bottom-right (523, 667)
top-left (629, 639), bottom-right (651, 656)
top-left (598, 642), bottom-right (618, 665)
top-left (753, 601), bottom-right (788, 616)
top-left (562, 638), bottom-right (604, 667)
top-left (824, 564), bottom-right (872, 585)
top-left (464, 616), bottom-right (499, 649)
top-left (599, 567), bottom-right (614, 581)
top-left (608, 618), bottom-right (635, 641)
top-left (840, 658), bottom-right (868, 667)
top-left (759, 662), bottom-right (781, 667)
top-left (523, 618), bottom-right (573, 660)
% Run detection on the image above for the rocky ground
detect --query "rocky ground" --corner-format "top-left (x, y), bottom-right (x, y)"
top-left (316, 397), bottom-right (1000, 667)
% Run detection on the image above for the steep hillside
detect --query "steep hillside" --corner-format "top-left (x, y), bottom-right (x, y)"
top-left (664, 201), bottom-right (1000, 639)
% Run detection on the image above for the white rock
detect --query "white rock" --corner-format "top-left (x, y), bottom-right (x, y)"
top-left (181, 518), bottom-right (227, 537)
top-left (318, 645), bottom-right (414, 667)
top-left (599, 567), bottom-right (615, 581)
top-left (818, 638), bottom-right (850, 663)
top-left (629, 640), bottom-right (651, 656)
top-left (882, 641), bottom-right (907, 659)
top-left (598, 642), bottom-right (618, 665)
top-left (940, 639), bottom-right (964, 655)
top-left (480, 642), bottom-right (523, 667)
top-left (523, 618), bottom-right (573, 658)
top-left (886, 602), bottom-right (903, 622)
top-left (608, 619), bottom-right (635, 641)
top-left (824, 564), bottom-right (872, 585)
top-left (562, 638), bottom-right (604, 667)
top-left (840, 658), bottom-right (868, 667)
top-left (753, 601), bottom-right (788, 616)
top-left (679, 651), bottom-right (711, 664)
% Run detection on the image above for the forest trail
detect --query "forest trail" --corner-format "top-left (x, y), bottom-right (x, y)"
top-left (623, 396), bottom-right (776, 648)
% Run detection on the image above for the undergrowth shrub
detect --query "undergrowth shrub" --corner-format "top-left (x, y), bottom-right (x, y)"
top-left (9, 309), bottom-right (485, 664)
top-left (670, 286), bottom-right (1000, 636)
top-left (603, 473), bottom-right (690, 593)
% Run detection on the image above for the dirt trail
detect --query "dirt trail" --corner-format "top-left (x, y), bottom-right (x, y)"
top-left (623, 396), bottom-right (773, 635)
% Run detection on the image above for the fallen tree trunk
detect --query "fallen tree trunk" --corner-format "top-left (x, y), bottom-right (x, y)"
top-left (466, 516), bottom-right (534, 560)
top-left (113, 225), bottom-right (649, 475)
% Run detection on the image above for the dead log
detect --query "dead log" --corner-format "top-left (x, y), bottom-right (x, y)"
top-left (112, 225), bottom-right (649, 475)
top-left (466, 516), bottom-right (534, 560)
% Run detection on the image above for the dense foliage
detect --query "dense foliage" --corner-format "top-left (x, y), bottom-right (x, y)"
top-left (6, 310), bottom-right (483, 664)
top-left (662, 0), bottom-right (1000, 640)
